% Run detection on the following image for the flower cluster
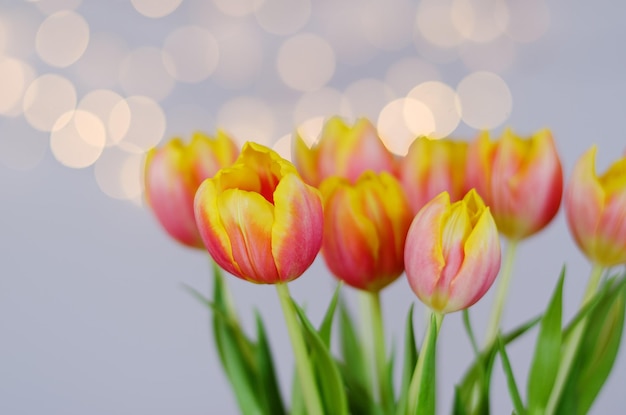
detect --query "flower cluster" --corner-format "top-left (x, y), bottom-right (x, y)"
top-left (144, 118), bottom-right (626, 415)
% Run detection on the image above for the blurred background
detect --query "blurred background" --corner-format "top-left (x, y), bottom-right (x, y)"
top-left (0, 0), bottom-right (624, 413)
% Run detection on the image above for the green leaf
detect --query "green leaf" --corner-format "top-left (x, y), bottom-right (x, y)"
top-left (526, 269), bottom-right (565, 414)
top-left (255, 312), bottom-right (286, 415)
top-left (318, 283), bottom-right (342, 347)
top-left (395, 304), bottom-right (417, 415)
top-left (338, 361), bottom-right (384, 415)
top-left (293, 300), bottom-right (349, 415)
top-left (412, 313), bottom-right (439, 415)
top-left (497, 336), bottom-right (526, 415)
top-left (338, 300), bottom-right (371, 388)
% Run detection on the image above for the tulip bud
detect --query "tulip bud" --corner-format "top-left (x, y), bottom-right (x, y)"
top-left (404, 190), bottom-right (501, 314)
top-left (398, 137), bottom-right (468, 214)
top-left (319, 171), bottom-right (413, 292)
top-left (565, 146), bottom-right (626, 266)
top-left (144, 131), bottom-right (239, 248)
top-left (465, 128), bottom-right (563, 240)
top-left (194, 142), bottom-right (324, 284)
top-left (293, 117), bottom-right (397, 187)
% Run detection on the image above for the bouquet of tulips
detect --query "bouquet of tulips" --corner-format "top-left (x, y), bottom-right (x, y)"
top-left (143, 117), bottom-right (626, 415)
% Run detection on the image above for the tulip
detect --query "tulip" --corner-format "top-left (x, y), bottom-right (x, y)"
top-left (144, 131), bottom-right (239, 248)
top-left (404, 190), bottom-right (501, 314)
top-left (293, 117), bottom-right (397, 187)
top-left (319, 171), bottom-right (413, 292)
top-left (398, 137), bottom-right (468, 214)
top-left (465, 128), bottom-right (563, 240)
top-left (565, 146), bottom-right (626, 266)
top-left (194, 142), bottom-right (324, 284)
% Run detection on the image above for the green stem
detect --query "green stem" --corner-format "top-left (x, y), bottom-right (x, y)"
top-left (275, 283), bottom-right (324, 415)
top-left (359, 290), bottom-right (375, 398)
top-left (545, 263), bottom-right (605, 414)
top-left (407, 311), bottom-right (444, 415)
top-left (484, 238), bottom-right (519, 348)
top-left (366, 290), bottom-right (393, 414)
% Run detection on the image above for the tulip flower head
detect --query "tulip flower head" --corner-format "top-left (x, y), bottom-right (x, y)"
top-left (565, 146), bottom-right (626, 266)
top-left (465, 128), bottom-right (563, 240)
top-left (398, 137), bottom-right (468, 215)
top-left (194, 142), bottom-right (324, 284)
top-left (319, 171), bottom-right (413, 292)
top-left (293, 117), bottom-right (397, 187)
top-left (144, 131), bottom-right (239, 248)
top-left (404, 190), bottom-right (501, 314)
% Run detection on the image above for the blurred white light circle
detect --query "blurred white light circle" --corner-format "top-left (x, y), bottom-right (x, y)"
top-left (212, 24), bottom-right (264, 89)
top-left (130, 0), bottom-right (183, 18)
top-left (112, 96), bottom-right (166, 151)
top-left (378, 98), bottom-right (435, 156)
top-left (361, 0), bottom-right (415, 51)
top-left (78, 89), bottom-right (130, 146)
top-left (457, 71), bottom-right (512, 129)
top-left (36, 11), bottom-right (90, 68)
top-left (0, 16), bottom-right (7, 55)
top-left (75, 32), bottom-right (128, 89)
top-left (255, 0), bottom-right (311, 35)
top-left (23, 74), bottom-right (77, 132)
top-left (293, 87), bottom-right (347, 126)
top-left (295, 116), bottom-right (326, 147)
top-left (0, 116), bottom-right (48, 171)
top-left (343, 78), bottom-right (396, 121)
top-left (119, 47), bottom-right (176, 101)
top-left (94, 147), bottom-right (144, 200)
top-left (213, 0), bottom-right (264, 16)
top-left (496, 0), bottom-right (550, 43)
top-left (451, 0), bottom-right (508, 43)
top-left (50, 110), bottom-right (106, 168)
top-left (272, 133), bottom-right (293, 163)
top-left (0, 57), bottom-right (27, 115)
top-left (35, 0), bottom-right (82, 14)
top-left (407, 81), bottom-right (461, 138)
top-left (2, 8), bottom-right (38, 59)
top-left (277, 33), bottom-right (335, 92)
top-left (416, 0), bottom-right (464, 48)
top-left (217, 97), bottom-right (275, 147)
top-left (163, 26), bottom-right (219, 83)
top-left (385, 58), bottom-right (441, 96)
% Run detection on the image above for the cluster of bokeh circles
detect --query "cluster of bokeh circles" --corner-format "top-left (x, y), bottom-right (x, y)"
top-left (0, 0), bottom-right (550, 205)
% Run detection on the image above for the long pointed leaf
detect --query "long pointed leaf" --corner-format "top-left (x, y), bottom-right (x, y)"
top-left (396, 304), bottom-right (417, 415)
top-left (318, 283), bottom-right (342, 347)
top-left (255, 312), bottom-right (286, 415)
top-left (497, 336), bottom-right (526, 415)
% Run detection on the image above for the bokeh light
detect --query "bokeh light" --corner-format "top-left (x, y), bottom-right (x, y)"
top-left (416, 0), bottom-right (464, 48)
top-left (23, 74), bottom-right (77, 132)
top-left (50, 110), bottom-right (106, 168)
top-left (384, 57), bottom-right (441, 96)
top-left (378, 98), bottom-right (435, 156)
top-left (255, 0), bottom-right (311, 36)
top-left (1, 7), bottom-right (38, 60)
top-left (75, 32), bottom-right (129, 89)
top-left (343, 78), bottom-right (395, 121)
top-left (119, 47), bottom-right (176, 102)
top-left (456, 71), bottom-right (512, 129)
top-left (277, 33), bottom-right (335, 92)
top-left (272, 133), bottom-right (293, 162)
top-left (94, 146), bottom-right (144, 201)
top-left (111, 96), bottom-right (166, 152)
top-left (212, 23), bottom-right (264, 89)
top-left (451, 0), bottom-right (508, 43)
top-left (361, 0), bottom-right (415, 51)
top-left (162, 26), bottom-right (219, 83)
top-left (212, 0), bottom-right (263, 17)
top-left (34, 0), bottom-right (82, 15)
top-left (130, 0), bottom-right (183, 18)
top-left (35, 10), bottom-right (89, 67)
top-left (0, 57), bottom-right (29, 116)
top-left (407, 81), bottom-right (461, 138)
top-left (77, 89), bottom-right (130, 146)
top-left (497, 0), bottom-right (550, 43)
top-left (216, 96), bottom-right (275, 146)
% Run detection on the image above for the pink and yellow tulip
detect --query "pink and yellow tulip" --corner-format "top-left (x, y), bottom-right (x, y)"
top-left (398, 137), bottom-right (468, 215)
top-left (404, 190), bottom-right (501, 314)
top-left (144, 131), bottom-right (239, 248)
top-left (319, 171), bottom-right (413, 292)
top-left (565, 146), bottom-right (626, 266)
top-left (465, 128), bottom-right (563, 240)
top-left (293, 117), bottom-right (397, 187)
top-left (194, 142), bottom-right (324, 284)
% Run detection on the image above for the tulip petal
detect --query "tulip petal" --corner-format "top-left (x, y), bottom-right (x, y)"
top-left (292, 134), bottom-right (320, 186)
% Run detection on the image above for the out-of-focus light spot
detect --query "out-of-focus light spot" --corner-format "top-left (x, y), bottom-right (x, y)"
top-left (416, 0), bottom-right (464, 48)
top-left (0, 57), bottom-right (27, 115)
top-left (78, 89), bottom-right (130, 146)
top-left (385, 58), bottom-right (441, 96)
top-left (277, 33), bottom-right (335, 92)
top-left (451, 0), bottom-right (508, 43)
top-left (459, 35), bottom-right (515, 72)
top-left (496, 0), bottom-right (550, 43)
top-left (94, 147), bottom-right (144, 200)
top-left (36, 11), bottom-right (89, 68)
top-left (361, 0), bottom-right (415, 51)
top-left (112, 96), bottom-right (166, 151)
top-left (2, 8), bottom-right (39, 59)
top-left (412, 33), bottom-right (460, 64)
top-left (343, 78), bottom-right (396, 121)
top-left (255, 0), bottom-right (311, 36)
top-left (50, 110), bottom-right (106, 168)
top-left (75, 32), bottom-right (128, 89)
top-left (293, 87), bottom-right (347, 126)
top-left (213, 0), bottom-right (263, 17)
top-left (272, 133), bottom-right (293, 162)
top-left (35, 0), bottom-right (82, 15)
top-left (378, 98), bottom-right (435, 156)
top-left (0, 17), bottom-right (7, 55)
top-left (212, 24), bottom-right (264, 89)
top-left (457, 71), bottom-right (512, 129)
top-left (166, 104), bottom-right (214, 137)
top-left (295, 116), bottom-right (325, 147)
top-left (0, 117), bottom-right (48, 171)
top-left (163, 26), bottom-right (219, 83)
top-left (23, 74), bottom-right (77, 132)
top-left (131, 0), bottom-right (183, 18)
top-left (217, 97), bottom-right (275, 146)
top-left (119, 47), bottom-right (175, 102)
top-left (407, 81), bottom-right (461, 138)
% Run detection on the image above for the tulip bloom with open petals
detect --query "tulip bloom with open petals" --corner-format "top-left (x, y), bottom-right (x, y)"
top-left (144, 131), bottom-right (239, 248)
top-left (194, 142), bottom-right (324, 284)
top-left (465, 128), bottom-right (563, 240)
top-left (565, 146), bottom-right (626, 266)
top-left (320, 171), bottom-right (413, 292)
top-left (404, 190), bottom-right (501, 314)
top-left (293, 117), bottom-right (397, 187)
top-left (398, 137), bottom-right (468, 215)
